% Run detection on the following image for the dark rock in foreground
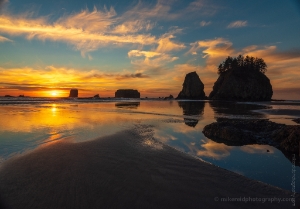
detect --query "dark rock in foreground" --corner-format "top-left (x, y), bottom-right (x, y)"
top-left (115, 89), bottom-right (140, 98)
top-left (69, 89), bottom-right (78, 98)
top-left (209, 69), bottom-right (273, 101)
top-left (202, 119), bottom-right (300, 164)
top-left (177, 72), bottom-right (206, 100)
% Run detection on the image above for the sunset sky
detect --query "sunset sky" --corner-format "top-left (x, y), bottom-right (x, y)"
top-left (0, 0), bottom-right (299, 99)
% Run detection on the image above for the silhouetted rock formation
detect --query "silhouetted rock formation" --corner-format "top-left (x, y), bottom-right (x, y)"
top-left (202, 119), bottom-right (300, 165)
top-left (178, 101), bottom-right (205, 127)
top-left (4, 95), bottom-right (13, 97)
top-left (115, 89), bottom-right (140, 98)
top-left (209, 69), bottom-right (273, 101)
top-left (115, 102), bottom-right (140, 109)
top-left (93, 94), bottom-right (100, 98)
top-left (292, 118), bottom-right (300, 124)
top-left (177, 72), bottom-right (206, 100)
top-left (164, 95), bottom-right (174, 100)
top-left (69, 89), bottom-right (78, 98)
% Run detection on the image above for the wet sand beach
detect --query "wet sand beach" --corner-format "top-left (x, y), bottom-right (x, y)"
top-left (0, 125), bottom-right (298, 209)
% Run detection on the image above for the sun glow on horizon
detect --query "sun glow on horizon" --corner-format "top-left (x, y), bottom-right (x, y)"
top-left (51, 91), bottom-right (58, 97)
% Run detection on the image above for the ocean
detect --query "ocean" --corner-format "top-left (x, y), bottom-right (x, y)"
top-left (0, 97), bottom-right (299, 193)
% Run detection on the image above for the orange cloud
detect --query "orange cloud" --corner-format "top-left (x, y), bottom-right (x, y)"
top-left (0, 10), bottom-right (157, 55)
top-left (57, 6), bottom-right (117, 32)
top-left (187, 38), bottom-right (234, 68)
top-left (156, 33), bottom-right (186, 53)
top-left (111, 20), bottom-right (155, 34)
top-left (128, 50), bottom-right (178, 73)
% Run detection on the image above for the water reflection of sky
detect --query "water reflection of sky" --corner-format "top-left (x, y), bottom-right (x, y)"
top-left (0, 100), bottom-right (299, 192)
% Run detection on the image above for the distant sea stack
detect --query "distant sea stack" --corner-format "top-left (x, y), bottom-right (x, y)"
top-left (69, 89), bottom-right (78, 98)
top-left (176, 72), bottom-right (206, 100)
top-left (115, 89), bottom-right (140, 98)
top-left (209, 55), bottom-right (273, 101)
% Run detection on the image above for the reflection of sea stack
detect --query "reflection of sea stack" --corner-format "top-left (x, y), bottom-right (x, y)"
top-left (69, 89), bottom-right (78, 98)
top-left (202, 119), bottom-right (300, 165)
top-left (115, 89), bottom-right (140, 98)
top-left (178, 101), bottom-right (205, 127)
top-left (177, 72), bottom-right (206, 100)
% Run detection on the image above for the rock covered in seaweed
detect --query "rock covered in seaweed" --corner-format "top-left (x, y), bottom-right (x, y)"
top-left (176, 72), bottom-right (206, 100)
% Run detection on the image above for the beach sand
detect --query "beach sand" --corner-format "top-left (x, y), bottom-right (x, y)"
top-left (0, 125), bottom-right (298, 209)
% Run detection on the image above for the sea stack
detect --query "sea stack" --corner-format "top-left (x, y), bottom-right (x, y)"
top-left (209, 71), bottom-right (273, 101)
top-left (69, 89), bottom-right (78, 98)
top-left (209, 55), bottom-right (273, 101)
top-left (176, 72), bottom-right (206, 100)
top-left (115, 89), bottom-right (140, 98)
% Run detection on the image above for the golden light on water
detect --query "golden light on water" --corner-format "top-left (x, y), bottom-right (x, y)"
top-left (51, 104), bottom-right (57, 114)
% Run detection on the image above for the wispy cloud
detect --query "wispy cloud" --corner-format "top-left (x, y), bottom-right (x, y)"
top-left (111, 20), bottom-right (155, 34)
top-left (0, 2), bottom-right (192, 57)
top-left (0, 10), bottom-right (157, 56)
top-left (227, 20), bottom-right (247, 28)
top-left (0, 35), bottom-right (12, 42)
top-left (128, 49), bottom-right (178, 72)
top-left (200, 21), bottom-right (211, 26)
top-left (187, 38), bottom-right (234, 67)
top-left (128, 50), bottom-right (162, 58)
top-left (156, 33), bottom-right (186, 53)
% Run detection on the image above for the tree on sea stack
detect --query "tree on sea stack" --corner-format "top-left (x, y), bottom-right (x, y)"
top-left (217, 55), bottom-right (267, 75)
top-left (209, 55), bottom-right (273, 101)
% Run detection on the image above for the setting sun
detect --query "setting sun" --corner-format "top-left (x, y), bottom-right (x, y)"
top-left (51, 91), bottom-right (58, 97)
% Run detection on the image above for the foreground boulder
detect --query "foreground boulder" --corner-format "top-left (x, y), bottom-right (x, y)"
top-left (203, 119), bottom-right (300, 164)
top-left (209, 55), bottom-right (273, 101)
top-left (69, 89), bottom-right (78, 98)
top-left (177, 72), bottom-right (206, 100)
top-left (115, 89), bottom-right (140, 98)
